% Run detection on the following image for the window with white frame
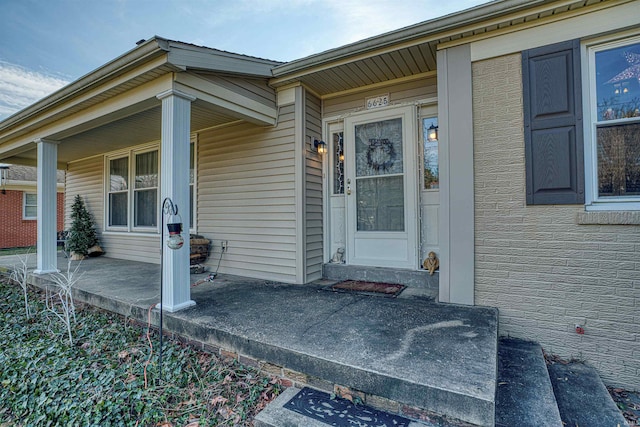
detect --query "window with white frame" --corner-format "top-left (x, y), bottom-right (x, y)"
top-left (23, 193), bottom-right (37, 220)
top-left (106, 142), bottom-right (195, 231)
top-left (106, 148), bottom-right (158, 231)
top-left (422, 117), bottom-right (439, 190)
top-left (133, 150), bottom-right (158, 227)
top-left (332, 131), bottom-right (344, 195)
top-left (108, 156), bottom-right (129, 227)
top-left (587, 36), bottom-right (640, 207)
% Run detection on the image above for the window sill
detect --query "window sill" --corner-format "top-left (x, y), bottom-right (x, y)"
top-left (102, 231), bottom-right (160, 237)
top-left (577, 211), bottom-right (640, 225)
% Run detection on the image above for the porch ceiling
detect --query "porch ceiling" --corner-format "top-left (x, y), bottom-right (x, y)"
top-left (0, 95), bottom-right (264, 167)
top-left (3, 101), bottom-right (241, 166)
top-left (270, 0), bottom-right (612, 96)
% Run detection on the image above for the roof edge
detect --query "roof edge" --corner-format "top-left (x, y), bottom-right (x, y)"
top-left (272, 0), bottom-right (553, 76)
top-left (165, 39), bottom-right (284, 69)
top-left (0, 37), bottom-right (171, 132)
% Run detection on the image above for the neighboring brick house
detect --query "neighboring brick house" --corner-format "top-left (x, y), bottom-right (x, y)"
top-left (0, 165), bottom-right (64, 249)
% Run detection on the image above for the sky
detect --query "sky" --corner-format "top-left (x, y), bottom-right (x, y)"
top-left (0, 0), bottom-right (490, 121)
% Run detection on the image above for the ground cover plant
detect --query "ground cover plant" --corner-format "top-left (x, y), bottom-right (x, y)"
top-left (0, 280), bottom-right (281, 426)
top-left (0, 246), bottom-right (36, 256)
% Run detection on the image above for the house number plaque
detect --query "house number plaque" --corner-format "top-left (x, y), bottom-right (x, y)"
top-left (365, 94), bottom-right (389, 110)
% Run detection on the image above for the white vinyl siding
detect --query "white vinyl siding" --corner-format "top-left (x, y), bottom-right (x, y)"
top-left (65, 156), bottom-right (104, 232)
top-left (66, 155), bottom-right (162, 264)
top-left (305, 92), bottom-right (324, 281)
top-left (197, 104), bottom-right (298, 283)
top-left (323, 77), bottom-right (437, 117)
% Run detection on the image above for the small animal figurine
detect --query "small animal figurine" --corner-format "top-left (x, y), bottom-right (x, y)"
top-left (423, 251), bottom-right (439, 275)
top-left (331, 247), bottom-right (345, 264)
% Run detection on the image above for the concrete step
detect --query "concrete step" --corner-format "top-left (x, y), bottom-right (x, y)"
top-left (548, 362), bottom-right (630, 427)
top-left (495, 338), bottom-right (562, 427)
top-left (232, 287), bottom-right (497, 426)
top-left (323, 263), bottom-right (438, 294)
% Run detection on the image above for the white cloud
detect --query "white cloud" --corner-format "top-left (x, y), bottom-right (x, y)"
top-left (0, 61), bottom-right (69, 121)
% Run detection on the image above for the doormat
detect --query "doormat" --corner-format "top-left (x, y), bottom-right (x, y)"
top-left (285, 387), bottom-right (411, 427)
top-left (327, 280), bottom-right (406, 298)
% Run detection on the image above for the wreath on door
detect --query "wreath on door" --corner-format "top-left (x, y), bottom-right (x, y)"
top-left (366, 138), bottom-right (396, 172)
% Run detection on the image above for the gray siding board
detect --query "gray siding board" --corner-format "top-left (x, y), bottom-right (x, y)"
top-left (65, 157), bottom-right (104, 233)
top-left (197, 110), bottom-right (298, 282)
top-left (304, 92), bottom-right (323, 282)
top-left (324, 77), bottom-right (437, 117)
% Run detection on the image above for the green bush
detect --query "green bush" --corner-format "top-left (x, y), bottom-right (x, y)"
top-left (65, 195), bottom-right (98, 257)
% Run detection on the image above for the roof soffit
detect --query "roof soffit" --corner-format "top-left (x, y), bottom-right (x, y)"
top-left (269, 0), bottom-right (616, 95)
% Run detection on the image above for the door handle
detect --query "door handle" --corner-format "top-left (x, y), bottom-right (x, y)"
top-left (347, 186), bottom-right (351, 195)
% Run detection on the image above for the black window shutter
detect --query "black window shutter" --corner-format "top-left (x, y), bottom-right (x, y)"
top-left (523, 39), bottom-right (584, 205)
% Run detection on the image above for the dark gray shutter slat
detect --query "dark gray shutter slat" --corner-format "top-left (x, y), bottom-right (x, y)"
top-left (523, 39), bottom-right (584, 205)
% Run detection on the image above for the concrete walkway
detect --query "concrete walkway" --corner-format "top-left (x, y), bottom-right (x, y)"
top-left (0, 254), bottom-right (499, 426)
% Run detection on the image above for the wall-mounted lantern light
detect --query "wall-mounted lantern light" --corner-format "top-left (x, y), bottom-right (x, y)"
top-left (427, 124), bottom-right (439, 142)
top-left (314, 139), bottom-right (327, 154)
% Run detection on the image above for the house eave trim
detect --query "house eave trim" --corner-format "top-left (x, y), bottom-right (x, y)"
top-left (270, 0), bottom-right (594, 83)
top-left (165, 41), bottom-right (282, 77)
top-left (0, 37), bottom-right (171, 132)
top-left (174, 73), bottom-right (277, 126)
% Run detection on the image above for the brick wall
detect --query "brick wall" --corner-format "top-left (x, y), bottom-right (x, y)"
top-left (0, 190), bottom-right (64, 249)
top-left (472, 53), bottom-right (640, 390)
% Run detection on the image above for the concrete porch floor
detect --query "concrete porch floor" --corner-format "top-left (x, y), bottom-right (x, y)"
top-left (0, 253), bottom-right (498, 426)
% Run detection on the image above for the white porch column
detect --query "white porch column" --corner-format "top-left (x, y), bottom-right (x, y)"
top-left (157, 89), bottom-right (196, 312)
top-left (34, 139), bottom-right (59, 274)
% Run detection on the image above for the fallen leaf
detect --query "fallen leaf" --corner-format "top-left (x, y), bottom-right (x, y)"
top-left (211, 396), bottom-right (228, 406)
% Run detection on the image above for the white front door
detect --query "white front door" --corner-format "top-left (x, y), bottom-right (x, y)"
top-left (344, 106), bottom-right (418, 269)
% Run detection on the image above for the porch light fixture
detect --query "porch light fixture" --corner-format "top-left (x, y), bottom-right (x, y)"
top-left (0, 164), bottom-right (9, 195)
top-left (314, 139), bottom-right (327, 154)
top-left (427, 124), bottom-right (439, 142)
